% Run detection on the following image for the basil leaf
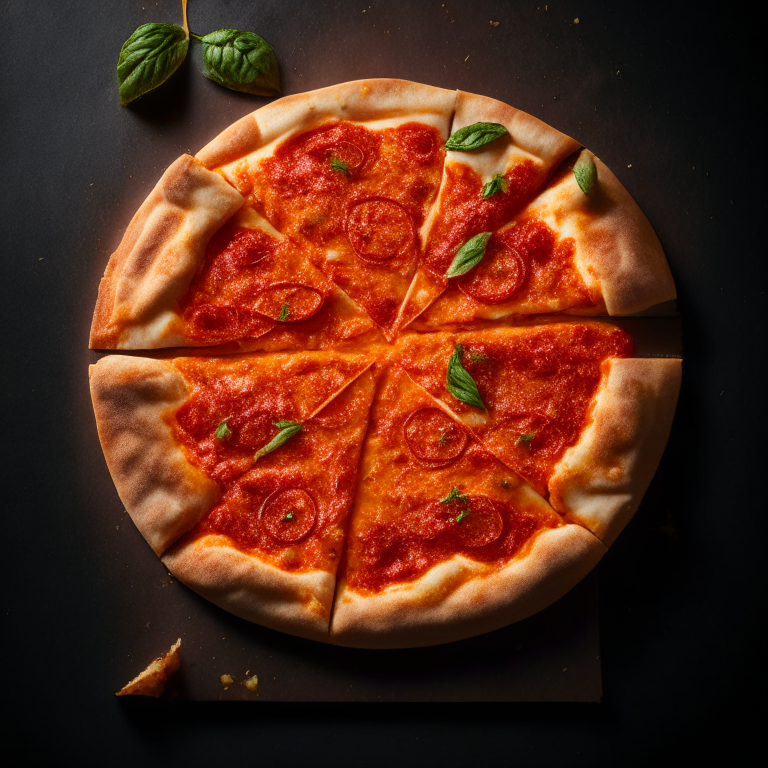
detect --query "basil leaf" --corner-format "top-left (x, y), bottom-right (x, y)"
top-left (254, 420), bottom-right (302, 462)
top-left (482, 174), bottom-right (509, 199)
top-left (278, 303), bottom-right (289, 322)
top-left (200, 29), bottom-right (280, 96)
top-left (284, 512), bottom-right (294, 521)
top-left (117, 23), bottom-right (189, 106)
top-left (445, 122), bottom-right (508, 151)
top-left (215, 418), bottom-right (232, 441)
top-left (455, 509), bottom-right (471, 523)
top-left (441, 487), bottom-right (469, 505)
top-left (446, 344), bottom-right (486, 411)
top-left (573, 151), bottom-right (597, 195)
top-left (445, 232), bottom-right (492, 278)
top-left (329, 157), bottom-right (349, 175)
top-left (517, 432), bottom-right (535, 445)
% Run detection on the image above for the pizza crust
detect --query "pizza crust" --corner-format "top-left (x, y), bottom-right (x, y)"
top-left (331, 524), bottom-right (606, 648)
top-left (89, 356), bottom-right (220, 554)
top-left (89, 154), bottom-right (245, 349)
top-left (162, 534), bottom-right (335, 642)
top-left (197, 78), bottom-right (458, 170)
top-left (548, 357), bottom-right (682, 545)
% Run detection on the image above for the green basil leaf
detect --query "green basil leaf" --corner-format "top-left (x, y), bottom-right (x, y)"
top-left (445, 232), bottom-right (492, 278)
top-left (278, 303), bottom-right (289, 322)
top-left (517, 432), bottom-right (535, 445)
top-left (441, 486), bottom-right (469, 505)
top-left (446, 344), bottom-right (486, 410)
top-left (445, 122), bottom-right (508, 151)
top-left (329, 157), bottom-right (349, 175)
top-left (117, 23), bottom-right (189, 106)
top-left (254, 420), bottom-right (302, 462)
top-left (482, 174), bottom-right (509, 199)
top-left (573, 151), bottom-right (597, 195)
top-left (455, 509), bottom-right (471, 523)
top-left (284, 511), bottom-right (295, 521)
top-left (200, 29), bottom-right (280, 97)
top-left (215, 418), bottom-right (232, 441)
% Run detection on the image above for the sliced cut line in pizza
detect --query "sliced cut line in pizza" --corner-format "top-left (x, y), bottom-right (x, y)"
top-left (330, 366), bottom-right (606, 648)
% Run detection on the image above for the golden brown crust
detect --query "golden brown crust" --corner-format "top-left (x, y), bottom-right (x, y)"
top-left (197, 79), bottom-right (458, 170)
top-left (162, 535), bottom-right (334, 642)
top-left (331, 524), bottom-right (606, 648)
top-left (116, 639), bottom-right (181, 697)
top-left (549, 357), bottom-right (682, 545)
top-left (89, 356), bottom-right (220, 554)
top-left (531, 153), bottom-right (676, 315)
top-left (89, 155), bottom-right (245, 349)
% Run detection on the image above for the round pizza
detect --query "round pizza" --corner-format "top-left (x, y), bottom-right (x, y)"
top-left (89, 79), bottom-right (681, 648)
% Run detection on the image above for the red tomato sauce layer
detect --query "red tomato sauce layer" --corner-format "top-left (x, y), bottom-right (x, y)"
top-left (347, 494), bottom-right (555, 593)
top-left (424, 161), bottom-right (540, 276)
top-left (235, 121), bottom-right (446, 329)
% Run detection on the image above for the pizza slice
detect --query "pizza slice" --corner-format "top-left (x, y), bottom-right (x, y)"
top-left (162, 368), bottom-right (378, 642)
top-left (199, 79), bottom-right (457, 339)
top-left (331, 367), bottom-right (606, 648)
top-left (413, 151), bottom-right (676, 329)
top-left (90, 155), bottom-right (380, 352)
top-left (89, 350), bottom-right (374, 555)
top-left (393, 90), bottom-right (582, 332)
top-left (397, 322), bottom-right (681, 545)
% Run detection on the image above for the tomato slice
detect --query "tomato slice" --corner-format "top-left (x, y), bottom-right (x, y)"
top-left (346, 198), bottom-right (414, 262)
top-left (185, 304), bottom-right (273, 344)
top-left (404, 408), bottom-right (469, 465)
top-left (458, 238), bottom-right (526, 304)
top-left (453, 495), bottom-right (504, 548)
top-left (253, 283), bottom-right (325, 322)
top-left (260, 488), bottom-right (317, 544)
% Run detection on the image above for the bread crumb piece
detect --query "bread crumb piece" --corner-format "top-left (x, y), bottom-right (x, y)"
top-left (116, 639), bottom-right (181, 698)
top-left (245, 675), bottom-right (259, 692)
top-left (627, 164), bottom-right (632, 168)
top-left (574, 18), bottom-right (580, 24)
top-left (490, 21), bottom-right (499, 26)
top-left (220, 674), bottom-right (234, 686)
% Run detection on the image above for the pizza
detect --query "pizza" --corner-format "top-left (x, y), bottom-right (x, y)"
top-left (89, 79), bottom-right (681, 648)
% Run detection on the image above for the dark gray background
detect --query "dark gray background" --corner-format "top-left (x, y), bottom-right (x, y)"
top-left (1, 0), bottom-right (761, 764)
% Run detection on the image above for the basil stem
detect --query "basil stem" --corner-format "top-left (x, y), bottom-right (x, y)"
top-left (278, 303), bottom-right (289, 322)
top-left (254, 420), bottom-right (302, 462)
top-left (455, 509), bottom-right (471, 523)
top-left (445, 232), bottom-right (492, 278)
top-left (215, 418), bottom-right (232, 440)
top-left (445, 122), bottom-right (508, 151)
top-left (573, 151), bottom-right (597, 195)
top-left (117, 23), bottom-right (190, 106)
top-left (446, 344), bottom-right (486, 411)
top-left (482, 174), bottom-right (509, 199)
top-left (200, 29), bottom-right (280, 96)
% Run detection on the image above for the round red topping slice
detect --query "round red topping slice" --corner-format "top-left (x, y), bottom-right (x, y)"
top-left (404, 408), bottom-right (469, 464)
top-left (253, 283), bottom-right (324, 322)
top-left (397, 124), bottom-right (438, 164)
top-left (454, 496), bottom-right (504, 548)
top-left (346, 198), bottom-right (414, 262)
top-left (185, 304), bottom-right (273, 343)
top-left (261, 488), bottom-right (317, 544)
top-left (328, 141), bottom-right (365, 172)
top-left (459, 240), bottom-right (526, 304)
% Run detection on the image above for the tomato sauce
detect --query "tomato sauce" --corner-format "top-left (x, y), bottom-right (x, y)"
top-left (231, 121), bottom-right (446, 331)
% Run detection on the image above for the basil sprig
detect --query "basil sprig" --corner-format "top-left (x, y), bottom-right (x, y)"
top-left (254, 420), bottom-right (302, 462)
top-left (482, 174), bottom-right (509, 199)
top-left (445, 232), bottom-right (492, 278)
top-left (573, 151), bottom-right (597, 195)
top-left (441, 486), bottom-right (469, 505)
top-left (117, 23), bottom-right (189, 106)
top-left (445, 122), bottom-right (508, 151)
top-left (198, 29), bottom-right (280, 96)
top-left (446, 344), bottom-right (486, 411)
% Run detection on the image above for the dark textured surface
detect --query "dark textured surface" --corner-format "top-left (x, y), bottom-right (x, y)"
top-left (1, 0), bottom-right (761, 763)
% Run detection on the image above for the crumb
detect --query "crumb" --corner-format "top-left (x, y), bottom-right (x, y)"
top-left (464, 55), bottom-right (470, 62)
top-left (627, 164), bottom-right (632, 168)
top-left (116, 639), bottom-right (181, 697)
top-left (220, 674), bottom-right (234, 686)
top-left (490, 21), bottom-right (499, 26)
top-left (244, 675), bottom-right (259, 692)
top-left (574, 18), bottom-right (580, 24)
